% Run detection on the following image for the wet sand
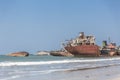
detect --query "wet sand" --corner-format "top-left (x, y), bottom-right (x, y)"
top-left (48, 64), bottom-right (120, 80)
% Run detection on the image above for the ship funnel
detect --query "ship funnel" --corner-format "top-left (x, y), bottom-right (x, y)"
top-left (102, 40), bottom-right (107, 47)
top-left (79, 32), bottom-right (85, 39)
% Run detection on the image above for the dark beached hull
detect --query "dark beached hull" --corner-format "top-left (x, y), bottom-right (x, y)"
top-left (64, 45), bottom-right (100, 56)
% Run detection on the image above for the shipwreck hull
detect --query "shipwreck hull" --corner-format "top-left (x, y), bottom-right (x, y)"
top-left (65, 45), bottom-right (100, 56)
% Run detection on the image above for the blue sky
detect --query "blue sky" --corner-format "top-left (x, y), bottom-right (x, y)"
top-left (0, 0), bottom-right (120, 54)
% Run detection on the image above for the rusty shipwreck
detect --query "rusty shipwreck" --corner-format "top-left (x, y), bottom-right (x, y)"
top-left (63, 32), bottom-right (100, 56)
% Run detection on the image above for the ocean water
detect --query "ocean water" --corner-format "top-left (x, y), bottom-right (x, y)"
top-left (1, 55), bottom-right (120, 80)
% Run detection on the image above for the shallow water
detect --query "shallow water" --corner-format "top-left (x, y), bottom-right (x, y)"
top-left (0, 55), bottom-right (120, 80)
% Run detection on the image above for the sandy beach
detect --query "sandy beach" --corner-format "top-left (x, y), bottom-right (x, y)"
top-left (109, 75), bottom-right (120, 80)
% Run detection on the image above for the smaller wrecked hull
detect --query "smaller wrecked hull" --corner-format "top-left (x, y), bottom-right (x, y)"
top-left (65, 45), bottom-right (100, 56)
top-left (50, 51), bottom-right (73, 57)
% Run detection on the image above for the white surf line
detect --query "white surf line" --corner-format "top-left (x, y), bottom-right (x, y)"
top-left (0, 57), bottom-right (120, 67)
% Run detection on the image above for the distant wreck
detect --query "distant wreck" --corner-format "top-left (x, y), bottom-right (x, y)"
top-left (36, 51), bottom-right (50, 56)
top-left (7, 51), bottom-right (29, 57)
top-left (100, 40), bottom-right (120, 56)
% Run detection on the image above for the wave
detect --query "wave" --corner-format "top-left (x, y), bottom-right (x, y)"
top-left (0, 57), bottom-right (120, 67)
top-left (0, 75), bottom-right (21, 80)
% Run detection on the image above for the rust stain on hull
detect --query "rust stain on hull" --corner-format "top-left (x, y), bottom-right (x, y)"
top-left (65, 45), bottom-right (100, 56)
